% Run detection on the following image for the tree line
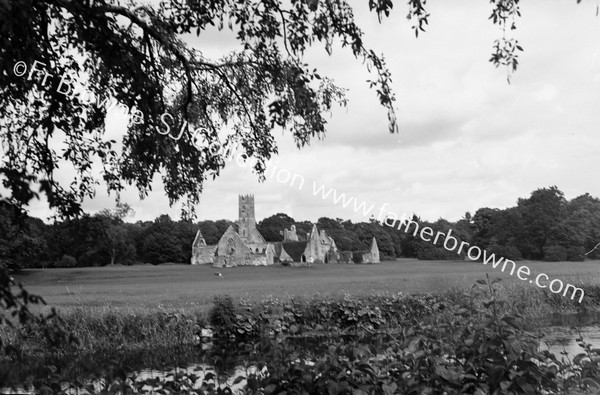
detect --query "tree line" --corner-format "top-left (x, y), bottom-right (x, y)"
top-left (1, 186), bottom-right (599, 270)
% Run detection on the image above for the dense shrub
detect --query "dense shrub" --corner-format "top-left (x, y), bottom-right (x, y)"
top-left (567, 246), bottom-right (586, 261)
top-left (208, 295), bottom-right (236, 331)
top-left (587, 248), bottom-right (600, 260)
top-left (138, 233), bottom-right (184, 263)
top-left (486, 243), bottom-right (522, 261)
top-left (543, 244), bottom-right (568, 261)
top-left (104, 283), bottom-right (600, 394)
top-left (338, 251), bottom-right (352, 263)
top-left (56, 254), bottom-right (77, 268)
top-left (6, 280), bottom-right (600, 394)
top-left (228, 281), bottom-right (600, 394)
top-left (208, 295), bottom-right (260, 338)
top-left (1, 258), bottom-right (22, 272)
top-left (415, 242), bottom-right (460, 260)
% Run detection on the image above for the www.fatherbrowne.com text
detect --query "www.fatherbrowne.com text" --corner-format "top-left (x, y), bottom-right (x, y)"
top-left (224, 147), bottom-right (585, 303)
top-left (16, 58), bottom-right (585, 304)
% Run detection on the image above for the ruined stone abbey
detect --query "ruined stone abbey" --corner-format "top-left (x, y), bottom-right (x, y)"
top-left (191, 195), bottom-right (380, 267)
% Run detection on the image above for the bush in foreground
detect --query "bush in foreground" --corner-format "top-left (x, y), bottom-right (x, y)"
top-left (3, 279), bottom-right (600, 393)
top-left (200, 278), bottom-right (600, 394)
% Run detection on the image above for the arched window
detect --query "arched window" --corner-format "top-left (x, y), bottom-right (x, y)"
top-left (227, 238), bottom-right (235, 255)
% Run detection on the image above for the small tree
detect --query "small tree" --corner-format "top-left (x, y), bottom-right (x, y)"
top-left (96, 202), bottom-right (135, 265)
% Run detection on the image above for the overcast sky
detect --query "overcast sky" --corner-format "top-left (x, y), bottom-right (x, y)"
top-left (24, 1), bottom-right (600, 224)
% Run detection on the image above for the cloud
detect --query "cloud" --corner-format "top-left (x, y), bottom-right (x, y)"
top-left (17, 0), bottom-right (600, 226)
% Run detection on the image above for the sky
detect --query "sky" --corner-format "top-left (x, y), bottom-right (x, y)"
top-left (23, 1), bottom-right (600, 224)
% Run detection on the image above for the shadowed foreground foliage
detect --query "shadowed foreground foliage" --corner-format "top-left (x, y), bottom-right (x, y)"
top-left (2, 278), bottom-right (600, 394)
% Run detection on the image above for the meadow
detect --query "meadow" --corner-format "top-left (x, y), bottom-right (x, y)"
top-left (13, 258), bottom-right (600, 310)
top-left (5, 259), bottom-right (600, 393)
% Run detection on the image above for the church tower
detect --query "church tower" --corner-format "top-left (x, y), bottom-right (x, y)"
top-left (238, 194), bottom-right (256, 240)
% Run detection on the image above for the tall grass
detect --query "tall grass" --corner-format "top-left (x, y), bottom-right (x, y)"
top-left (2, 280), bottom-right (599, 365)
top-left (1, 306), bottom-right (207, 365)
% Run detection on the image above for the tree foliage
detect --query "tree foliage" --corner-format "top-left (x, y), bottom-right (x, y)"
top-left (257, 213), bottom-right (296, 242)
top-left (2, 187), bottom-right (600, 268)
top-left (95, 202), bottom-right (135, 265)
top-left (0, 0), bottom-right (537, 220)
top-left (0, 0), bottom-right (400, 219)
top-left (472, 187), bottom-right (600, 261)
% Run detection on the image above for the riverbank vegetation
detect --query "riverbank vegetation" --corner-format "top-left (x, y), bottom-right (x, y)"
top-left (2, 278), bottom-right (600, 393)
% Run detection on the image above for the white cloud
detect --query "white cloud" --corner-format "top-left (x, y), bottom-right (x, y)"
top-left (533, 84), bottom-right (559, 102)
top-left (19, 1), bottom-right (600, 224)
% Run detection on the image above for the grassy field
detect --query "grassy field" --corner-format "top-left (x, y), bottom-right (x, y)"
top-left (5, 260), bottom-right (600, 394)
top-left (13, 258), bottom-right (600, 310)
